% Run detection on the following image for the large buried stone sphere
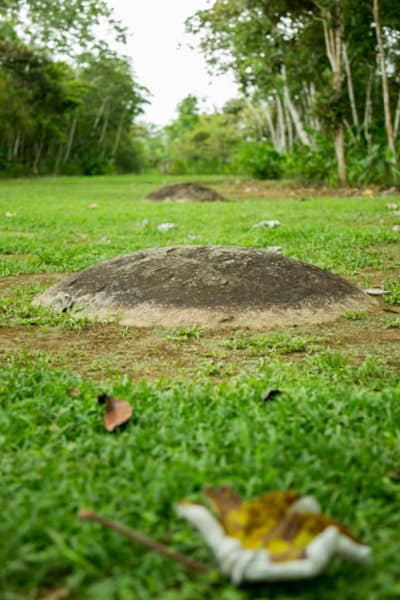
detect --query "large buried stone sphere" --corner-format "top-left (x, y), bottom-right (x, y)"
top-left (145, 182), bottom-right (226, 202)
top-left (34, 246), bottom-right (373, 328)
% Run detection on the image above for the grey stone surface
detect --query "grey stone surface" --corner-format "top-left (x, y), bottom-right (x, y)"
top-left (145, 182), bottom-right (226, 202)
top-left (34, 246), bottom-right (374, 328)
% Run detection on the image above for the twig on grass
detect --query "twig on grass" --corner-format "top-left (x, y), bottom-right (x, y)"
top-left (78, 508), bottom-right (213, 574)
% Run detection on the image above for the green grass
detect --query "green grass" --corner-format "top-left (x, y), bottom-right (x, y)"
top-left (1, 175), bottom-right (399, 277)
top-left (1, 356), bottom-right (399, 600)
top-left (1, 175), bottom-right (400, 599)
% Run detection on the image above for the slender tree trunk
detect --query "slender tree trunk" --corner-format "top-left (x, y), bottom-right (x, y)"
top-left (112, 112), bottom-right (126, 158)
top-left (394, 90), bottom-right (400, 140)
top-left (53, 144), bottom-right (64, 174)
top-left (245, 100), bottom-right (265, 138)
top-left (276, 94), bottom-right (286, 153)
top-left (281, 65), bottom-right (313, 147)
top-left (13, 132), bottom-right (21, 157)
top-left (285, 103), bottom-right (294, 152)
top-left (99, 110), bottom-right (109, 159)
top-left (304, 82), bottom-right (320, 131)
top-left (321, 1), bottom-right (347, 185)
top-left (342, 42), bottom-right (359, 130)
top-left (263, 101), bottom-right (279, 151)
top-left (364, 72), bottom-right (373, 153)
top-left (373, 0), bottom-right (397, 168)
top-left (63, 117), bottom-right (77, 165)
top-left (93, 98), bottom-right (107, 130)
top-left (33, 134), bottom-right (44, 174)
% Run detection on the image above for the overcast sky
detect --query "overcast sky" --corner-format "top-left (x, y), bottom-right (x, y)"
top-left (107, 0), bottom-right (238, 126)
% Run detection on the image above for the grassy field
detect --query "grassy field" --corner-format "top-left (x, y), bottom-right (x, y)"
top-left (0, 174), bottom-right (399, 600)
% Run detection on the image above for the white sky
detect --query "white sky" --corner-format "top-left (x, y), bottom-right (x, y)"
top-left (106, 1), bottom-right (238, 126)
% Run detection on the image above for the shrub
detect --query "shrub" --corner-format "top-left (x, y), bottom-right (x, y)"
top-left (231, 142), bottom-right (284, 179)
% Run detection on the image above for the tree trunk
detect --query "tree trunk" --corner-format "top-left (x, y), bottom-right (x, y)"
top-left (63, 117), bottom-right (77, 165)
top-left (285, 102), bottom-right (294, 152)
top-left (13, 132), bottom-right (21, 157)
top-left (282, 65), bottom-right (313, 147)
top-left (276, 94), bottom-right (286, 153)
top-left (93, 98), bottom-right (107, 130)
top-left (342, 42), bottom-right (359, 129)
top-left (33, 135), bottom-right (44, 174)
top-left (335, 124), bottom-right (346, 185)
top-left (364, 72), bottom-right (373, 153)
top-left (53, 144), bottom-right (64, 174)
top-left (373, 0), bottom-right (397, 168)
top-left (393, 90), bottom-right (400, 140)
top-left (245, 100), bottom-right (266, 138)
top-left (321, 1), bottom-right (347, 185)
top-left (99, 110), bottom-right (109, 159)
top-left (263, 101), bottom-right (279, 151)
top-left (112, 111), bottom-right (125, 158)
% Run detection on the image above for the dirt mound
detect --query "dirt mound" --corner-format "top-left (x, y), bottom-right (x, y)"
top-left (146, 182), bottom-right (226, 202)
top-left (34, 246), bottom-right (374, 329)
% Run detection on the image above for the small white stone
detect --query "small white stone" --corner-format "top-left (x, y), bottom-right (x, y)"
top-left (253, 220), bottom-right (282, 229)
top-left (365, 286), bottom-right (391, 296)
top-left (157, 222), bottom-right (177, 232)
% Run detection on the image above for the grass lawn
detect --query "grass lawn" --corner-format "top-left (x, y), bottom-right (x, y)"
top-left (0, 174), bottom-right (399, 600)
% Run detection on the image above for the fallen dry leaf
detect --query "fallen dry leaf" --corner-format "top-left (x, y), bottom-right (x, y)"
top-left (39, 589), bottom-right (69, 600)
top-left (67, 387), bottom-right (81, 398)
top-left (262, 389), bottom-right (283, 402)
top-left (98, 393), bottom-right (132, 431)
top-left (388, 468), bottom-right (400, 482)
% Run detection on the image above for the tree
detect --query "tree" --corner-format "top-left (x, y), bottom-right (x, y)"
top-left (0, 39), bottom-right (147, 176)
top-left (187, 0), bottom-right (400, 185)
top-left (0, 0), bottom-right (126, 55)
top-left (373, 0), bottom-right (397, 171)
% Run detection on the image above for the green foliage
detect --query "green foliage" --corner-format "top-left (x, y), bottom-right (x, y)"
top-left (0, 41), bottom-right (148, 177)
top-left (166, 326), bottom-right (204, 342)
top-left (1, 0), bottom-right (127, 55)
top-left (346, 142), bottom-right (398, 186)
top-left (285, 139), bottom-right (337, 184)
top-left (186, 0), bottom-right (400, 185)
top-left (221, 330), bottom-right (310, 354)
top-left (160, 99), bottom-right (242, 175)
top-left (231, 142), bottom-right (284, 179)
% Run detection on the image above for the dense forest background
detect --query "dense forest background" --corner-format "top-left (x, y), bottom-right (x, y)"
top-left (1, 0), bottom-right (400, 185)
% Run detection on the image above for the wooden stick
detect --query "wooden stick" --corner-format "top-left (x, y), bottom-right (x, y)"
top-left (78, 508), bottom-right (212, 574)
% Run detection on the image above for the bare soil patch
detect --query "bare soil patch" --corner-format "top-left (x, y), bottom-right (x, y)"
top-left (218, 180), bottom-right (400, 200)
top-left (0, 272), bottom-right (63, 294)
top-left (1, 305), bottom-right (398, 381)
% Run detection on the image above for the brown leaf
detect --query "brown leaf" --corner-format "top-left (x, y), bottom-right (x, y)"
top-left (39, 589), bottom-right (69, 600)
top-left (262, 389), bottom-right (283, 402)
top-left (98, 393), bottom-right (132, 432)
top-left (388, 468), bottom-right (400, 482)
top-left (67, 388), bottom-right (81, 398)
